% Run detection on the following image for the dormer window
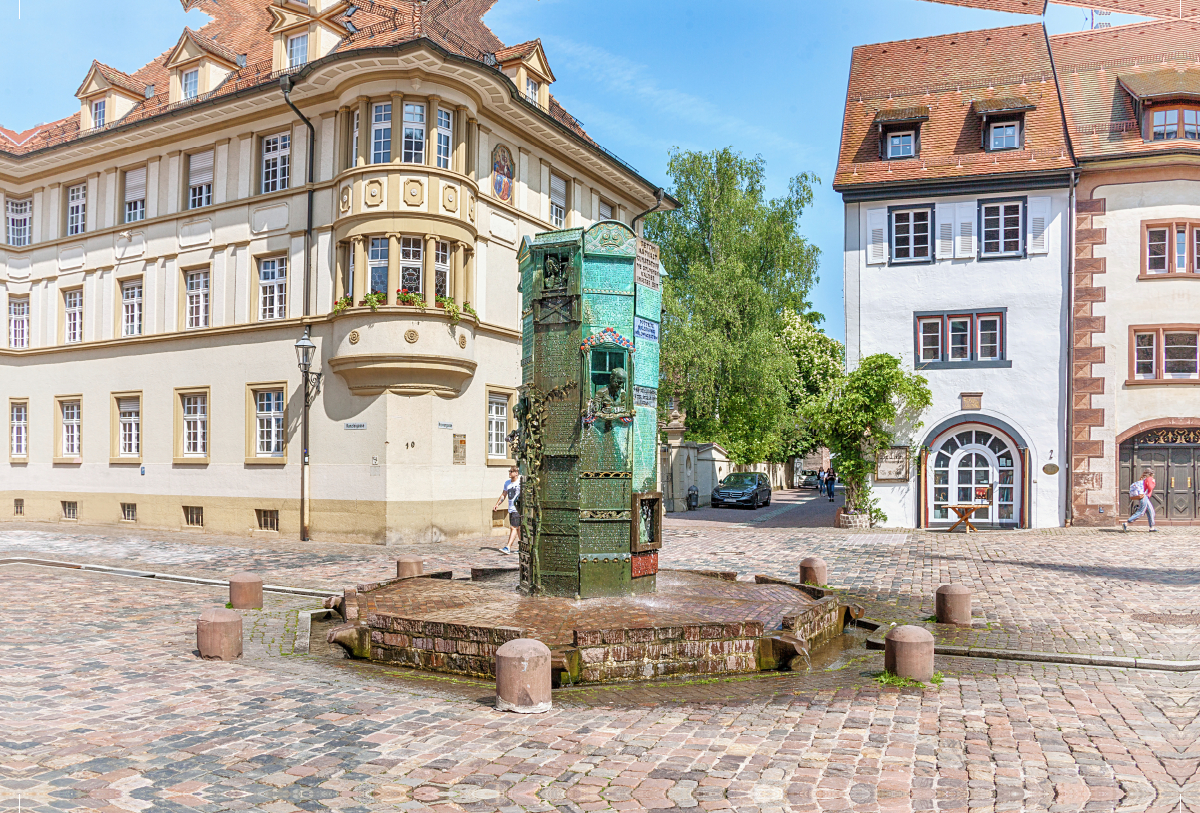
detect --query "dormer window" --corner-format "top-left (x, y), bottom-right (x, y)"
top-left (92, 100), bottom-right (106, 128)
top-left (182, 69), bottom-right (199, 100)
top-left (287, 33), bottom-right (308, 68)
top-left (1117, 70), bottom-right (1200, 143)
top-left (526, 77), bottom-right (539, 105)
top-left (888, 131), bottom-right (914, 159)
top-left (1148, 108), bottom-right (1200, 141)
top-left (990, 121), bottom-right (1019, 150)
top-left (874, 107), bottom-right (928, 161)
top-left (972, 97), bottom-right (1034, 152)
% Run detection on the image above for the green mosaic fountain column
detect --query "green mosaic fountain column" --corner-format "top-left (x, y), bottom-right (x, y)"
top-left (515, 222), bottom-right (662, 599)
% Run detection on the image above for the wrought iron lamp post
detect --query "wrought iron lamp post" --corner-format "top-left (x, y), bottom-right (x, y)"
top-left (294, 327), bottom-right (322, 541)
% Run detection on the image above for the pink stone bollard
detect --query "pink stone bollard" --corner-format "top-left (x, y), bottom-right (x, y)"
top-left (884, 625), bottom-right (935, 683)
top-left (396, 556), bottom-right (424, 578)
top-left (196, 607), bottom-right (243, 660)
top-left (495, 638), bottom-right (552, 713)
top-left (228, 572), bottom-right (263, 610)
top-left (935, 584), bottom-right (973, 626)
top-left (799, 557), bottom-right (828, 587)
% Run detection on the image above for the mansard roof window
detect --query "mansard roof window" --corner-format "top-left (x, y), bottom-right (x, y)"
top-left (874, 107), bottom-right (928, 161)
top-left (1117, 69), bottom-right (1200, 142)
top-left (972, 97), bottom-right (1034, 152)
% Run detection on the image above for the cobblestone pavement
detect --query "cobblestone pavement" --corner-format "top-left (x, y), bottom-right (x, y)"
top-left (2, 519), bottom-right (1200, 811)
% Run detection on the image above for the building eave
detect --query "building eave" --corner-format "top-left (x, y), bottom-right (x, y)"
top-left (835, 168), bottom-right (1074, 202)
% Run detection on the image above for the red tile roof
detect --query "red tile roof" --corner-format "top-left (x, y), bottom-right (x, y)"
top-left (1052, 19), bottom-right (1200, 160)
top-left (916, 0), bottom-right (1046, 13)
top-left (76, 61), bottom-right (148, 99)
top-left (0, 0), bottom-right (594, 156)
top-left (835, 24), bottom-right (1074, 191)
top-left (918, 0), bottom-right (1200, 14)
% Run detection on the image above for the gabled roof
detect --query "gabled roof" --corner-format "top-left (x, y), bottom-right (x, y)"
top-left (495, 38), bottom-right (556, 83)
top-left (75, 61), bottom-right (148, 100)
top-left (165, 26), bottom-right (244, 69)
top-left (835, 24), bottom-right (1073, 191)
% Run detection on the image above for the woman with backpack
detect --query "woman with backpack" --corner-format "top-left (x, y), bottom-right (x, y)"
top-left (1123, 468), bottom-right (1157, 532)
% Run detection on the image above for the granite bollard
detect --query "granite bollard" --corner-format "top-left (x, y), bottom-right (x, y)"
top-left (228, 572), bottom-right (263, 610)
top-left (884, 625), bottom-right (935, 682)
top-left (396, 556), bottom-right (424, 579)
top-left (799, 557), bottom-right (828, 587)
top-left (935, 584), bottom-right (972, 626)
top-left (495, 638), bottom-right (552, 713)
top-left (196, 608), bottom-right (243, 660)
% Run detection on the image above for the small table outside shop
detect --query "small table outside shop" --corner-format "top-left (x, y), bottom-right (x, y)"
top-left (948, 505), bottom-right (984, 533)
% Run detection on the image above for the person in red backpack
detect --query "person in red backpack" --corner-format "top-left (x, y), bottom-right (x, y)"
top-left (1123, 468), bottom-right (1157, 532)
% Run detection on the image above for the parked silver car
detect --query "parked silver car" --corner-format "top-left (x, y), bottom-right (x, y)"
top-left (799, 470), bottom-right (820, 490)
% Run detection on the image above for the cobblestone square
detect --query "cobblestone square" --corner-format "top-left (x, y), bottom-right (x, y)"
top-left (2, 510), bottom-right (1198, 812)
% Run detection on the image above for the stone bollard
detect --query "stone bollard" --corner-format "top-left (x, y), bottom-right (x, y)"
top-left (799, 557), bottom-right (828, 587)
top-left (396, 556), bottom-right (424, 579)
top-left (884, 625), bottom-right (935, 683)
top-left (228, 572), bottom-right (263, 610)
top-left (495, 638), bottom-right (552, 714)
top-left (196, 607), bottom-right (243, 660)
top-left (935, 584), bottom-right (973, 626)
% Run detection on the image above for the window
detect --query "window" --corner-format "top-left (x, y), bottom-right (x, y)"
top-left (488, 394), bottom-right (509, 459)
top-left (978, 317), bottom-right (1001, 361)
top-left (887, 131), bottom-right (914, 159)
top-left (1147, 227), bottom-right (1169, 273)
top-left (258, 258), bottom-right (287, 320)
top-left (891, 208), bottom-right (930, 262)
top-left (8, 296), bottom-right (29, 349)
top-left (185, 270), bottom-right (209, 329)
top-left (62, 501), bottom-right (78, 520)
top-left (1178, 227), bottom-right (1189, 274)
top-left (949, 318), bottom-right (970, 360)
top-left (118, 397), bottom-right (140, 457)
top-left (599, 200), bottom-right (613, 221)
top-left (61, 400), bottom-right (81, 457)
top-left (1143, 222), bottom-right (1200, 276)
top-left (351, 109), bottom-right (360, 165)
top-left (1128, 326), bottom-right (1200, 382)
top-left (1187, 109), bottom-right (1200, 139)
top-left (122, 280), bottom-right (143, 337)
top-left (436, 108), bottom-right (452, 169)
top-left (550, 173), bottom-right (567, 228)
top-left (590, 348), bottom-right (627, 396)
top-left (182, 394), bottom-right (207, 456)
top-left (402, 103), bottom-right (424, 164)
top-left (64, 289), bottom-right (83, 344)
top-left (1153, 109), bottom-right (1180, 140)
top-left (287, 33), bottom-right (308, 68)
top-left (981, 201), bottom-right (1023, 257)
top-left (188, 150), bottom-right (213, 209)
top-left (256, 390), bottom-right (285, 457)
top-left (183, 505), bottom-right (204, 527)
top-left (368, 238), bottom-right (388, 295)
top-left (261, 133), bottom-right (290, 193)
top-left (914, 311), bottom-right (1009, 367)
top-left (66, 183), bottom-right (86, 236)
top-left (989, 121), bottom-right (1019, 150)
top-left (11, 402), bottom-right (27, 457)
top-left (919, 319), bottom-right (941, 361)
top-left (256, 508), bottom-right (279, 531)
top-left (124, 166), bottom-right (146, 223)
top-left (435, 240), bottom-right (450, 298)
top-left (6, 198), bottom-right (32, 246)
top-left (1135, 332), bottom-right (1156, 378)
top-left (526, 77), bottom-right (539, 104)
top-left (14, 499), bottom-right (24, 516)
top-left (400, 236), bottom-right (423, 294)
top-left (182, 68), bottom-right (199, 100)
top-left (92, 99), bottom-right (106, 128)
top-left (121, 503), bottom-right (137, 522)
top-left (372, 103), bottom-right (392, 164)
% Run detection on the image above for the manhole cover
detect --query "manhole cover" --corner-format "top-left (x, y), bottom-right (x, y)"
top-left (1131, 613), bottom-right (1200, 625)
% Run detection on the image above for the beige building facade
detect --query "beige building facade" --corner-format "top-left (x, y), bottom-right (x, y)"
top-left (0, 0), bottom-right (666, 543)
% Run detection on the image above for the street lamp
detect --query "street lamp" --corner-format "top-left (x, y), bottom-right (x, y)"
top-left (294, 327), bottom-right (323, 541)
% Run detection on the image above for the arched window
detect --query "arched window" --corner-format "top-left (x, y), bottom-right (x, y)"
top-left (928, 424), bottom-right (1019, 526)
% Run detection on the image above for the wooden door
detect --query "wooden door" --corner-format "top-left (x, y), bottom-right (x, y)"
top-left (1133, 448), bottom-right (1169, 518)
top-left (1167, 448), bottom-right (1196, 520)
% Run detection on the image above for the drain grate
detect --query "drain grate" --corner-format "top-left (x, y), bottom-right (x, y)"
top-left (1131, 613), bottom-right (1200, 625)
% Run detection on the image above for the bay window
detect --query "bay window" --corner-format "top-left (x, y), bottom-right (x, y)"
top-left (400, 237), bottom-right (423, 294)
top-left (372, 103), bottom-right (392, 164)
top-left (435, 240), bottom-right (450, 298)
top-left (402, 103), bottom-right (425, 164)
top-left (368, 238), bottom-right (388, 295)
top-left (436, 108), bottom-right (452, 169)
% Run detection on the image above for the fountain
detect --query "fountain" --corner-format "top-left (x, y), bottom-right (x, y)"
top-left (327, 223), bottom-right (855, 684)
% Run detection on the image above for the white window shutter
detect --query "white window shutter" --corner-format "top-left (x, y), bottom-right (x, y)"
top-left (866, 208), bottom-right (888, 265)
top-left (935, 203), bottom-right (954, 260)
top-left (189, 150), bottom-right (214, 187)
top-left (954, 201), bottom-right (977, 259)
top-left (1028, 196), bottom-right (1051, 255)
top-left (124, 167), bottom-right (146, 202)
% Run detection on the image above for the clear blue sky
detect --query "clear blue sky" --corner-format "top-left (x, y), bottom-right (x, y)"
top-left (0, 0), bottom-right (1143, 341)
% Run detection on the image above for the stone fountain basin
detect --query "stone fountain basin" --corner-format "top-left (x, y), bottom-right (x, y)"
top-left (332, 570), bottom-right (854, 684)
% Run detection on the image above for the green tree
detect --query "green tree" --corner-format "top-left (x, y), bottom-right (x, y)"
top-left (780, 310), bottom-right (846, 459)
top-left (646, 148), bottom-right (822, 463)
top-left (807, 354), bottom-right (931, 524)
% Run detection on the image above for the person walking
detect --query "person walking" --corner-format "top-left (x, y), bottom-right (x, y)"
top-left (1123, 468), bottom-right (1157, 532)
top-left (827, 470), bottom-right (837, 502)
top-left (493, 465), bottom-right (522, 553)
top-left (817, 468), bottom-right (827, 494)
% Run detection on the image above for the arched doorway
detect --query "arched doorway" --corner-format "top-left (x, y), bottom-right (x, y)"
top-left (925, 423), bottom-right (1022, 528)
top-left (1119, 426), bottom-right (1200, 522)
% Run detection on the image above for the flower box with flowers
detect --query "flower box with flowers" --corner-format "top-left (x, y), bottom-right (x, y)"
top-left (395, 289), bottom-right (425, 309)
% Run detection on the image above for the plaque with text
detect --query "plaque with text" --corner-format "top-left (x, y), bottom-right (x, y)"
top-left (875, 447), bottom-right (910, 482)
top-left (453, 434), bottom-right (466, 464)
top-left (635, 238), bottom-right (661, 291)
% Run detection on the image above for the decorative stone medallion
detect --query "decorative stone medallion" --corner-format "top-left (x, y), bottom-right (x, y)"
top-left (340, 186), bottom-right (352, 213)
top-left (348, 330), bottom-right (360, 345)
top-left (458, 334), bottom-right (467, 349)
top-left (468, 194), bottom-right (476, 222)
top-left (443, 185), bottom-right (458, 213)
top-left (404, 179), bottom-right (424, 207)
top-left (364, 179), bottom-right (384, 208)
top-left (404, 329), bottom-right (419, 344)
